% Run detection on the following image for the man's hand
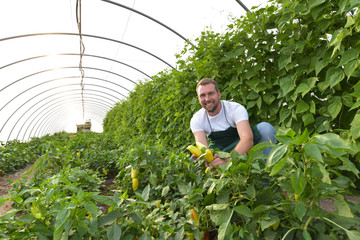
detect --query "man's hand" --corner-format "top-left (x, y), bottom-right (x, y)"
top-left (205, 153), bottom-right (229, 170)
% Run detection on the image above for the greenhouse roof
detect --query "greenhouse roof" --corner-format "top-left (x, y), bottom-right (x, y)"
top-left (0, 0), bottom-right (268, 142)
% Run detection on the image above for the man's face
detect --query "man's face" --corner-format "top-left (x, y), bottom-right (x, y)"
top-left (197, 83), bottom-right (221, 115)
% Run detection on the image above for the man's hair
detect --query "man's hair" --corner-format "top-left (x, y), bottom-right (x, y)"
top-left (196, 78), bottom-right (220, 93)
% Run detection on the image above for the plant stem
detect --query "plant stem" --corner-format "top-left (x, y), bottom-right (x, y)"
top-left (323, 217), bottom-right (348, 232)
top-left (304, 216), bottom-right (313, 231)
top-left (281, 227), bottom-right (302, 240)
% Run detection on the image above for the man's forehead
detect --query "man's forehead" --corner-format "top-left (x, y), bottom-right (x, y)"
top-left (198, 83), bottom-right (216, 93)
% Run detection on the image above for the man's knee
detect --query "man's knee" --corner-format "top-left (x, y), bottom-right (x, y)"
top-left (256, 122), bottom-right (276, 144)
top-left (254, 122), bottom-right (276, 156)
top-left (257, 122), bottom-right (276, 135)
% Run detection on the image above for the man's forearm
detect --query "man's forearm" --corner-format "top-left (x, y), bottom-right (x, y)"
top-left (233, 138), bottom-right (253, 155)
top-left (193, 131), bottom-right (208, 147)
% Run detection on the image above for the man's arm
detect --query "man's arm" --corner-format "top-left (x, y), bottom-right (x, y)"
top-left (193, 131), bottom-right (208, 147)
top-left (206, 120), bottom-right (253, 170)
top-left (233, 120), bottom-right (254, 155)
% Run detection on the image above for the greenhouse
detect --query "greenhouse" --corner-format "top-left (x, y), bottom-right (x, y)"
top-left (0, 0), bottom-right (360, 239)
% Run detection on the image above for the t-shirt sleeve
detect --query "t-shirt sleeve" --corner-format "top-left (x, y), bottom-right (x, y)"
top-left (190, 110), bottom-right (206, 133)
top-left (228, 102), bottom-right (249, 125)
top-left (190, 115), bottom-right (202, 133)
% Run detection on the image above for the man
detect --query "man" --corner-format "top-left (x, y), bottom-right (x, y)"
top-left (190, 78), bottom-right (276, 170)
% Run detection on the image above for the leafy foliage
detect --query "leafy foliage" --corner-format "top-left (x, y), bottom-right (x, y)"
top-left (0, 133), bottom-right (70, 175)
top-left (0, 129), bottom-right (359, 239)
top-left (1, 0), bottom-right (360, 239)
top-left (104, 0), bottom-right (360, 147)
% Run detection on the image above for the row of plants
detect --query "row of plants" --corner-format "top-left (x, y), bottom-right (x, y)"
top-left (98, 1), bottom-right (360, 237)
top-left (1, 0), bottom-right (360, 239)
top-left (0, 132), bottom-right (72, 175)
top-left (0, 140), bottom-right (37, 176)
top-left (0, 129), bottom-right (359, 239)
top-left (0, 130), bottom-right (124, 176)
top-left (104, 0), bottom-right (360, 151)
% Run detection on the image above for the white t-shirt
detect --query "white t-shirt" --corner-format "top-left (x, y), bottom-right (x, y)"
top-left (190, 100), bottom-right (249, 135)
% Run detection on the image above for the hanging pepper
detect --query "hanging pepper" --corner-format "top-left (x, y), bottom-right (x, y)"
top-left (190, 209), bottom-right (199, 226)
top-left (131, 167), bottom-right (139, 179)
top-left (186, 232), bottom-right (194, 240)
top-left (132, 178), bottom-right (139, 191)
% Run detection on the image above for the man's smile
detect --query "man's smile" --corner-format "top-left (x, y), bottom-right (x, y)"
top-left (204, 100), bottom-right (219, 113)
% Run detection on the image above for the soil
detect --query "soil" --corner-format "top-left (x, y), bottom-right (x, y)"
top-left (0, 164), bottom-right (359, 216)
top-left (0, 162), bottom-right (36, 215)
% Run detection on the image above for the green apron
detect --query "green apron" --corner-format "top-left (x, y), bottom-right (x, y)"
top-left (207, 104), bottom-right (261, 152)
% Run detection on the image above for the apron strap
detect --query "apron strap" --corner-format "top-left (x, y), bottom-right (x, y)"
top-left (206, 101), bottom-right (232, 133)
top-left (206, 101), bottom-right (262, 152)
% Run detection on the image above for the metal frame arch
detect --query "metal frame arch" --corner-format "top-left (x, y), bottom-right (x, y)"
top-left (1, 75), bottom-right (129, 113)
top-left (33, 100), bottom-right (110, 138)
top-left (37, 98), bottom-right (112, 134)
top-left (17, 88), bottom-right (118, 140)
top-left (0, 33), bottom-right (175, 69)
top-left (44, 112), bottom-right (106, 137)
top-left (41, 103), bottom-right (109, 136)
top-left (0, 53), bottom-right (154, 80)
top-left (15, 92), bottom-right (114, 141)
top-left (18, 90), bottom-right (116, 141)
top-left (44, 111), bottom-right (106, 136)
top-left (0, 66), bottom-right (135, 94)
top-left (37, 101), bottom-right (110, 137)
top-left (43, 101), bottom-right (109, 134)
top-left (1, 83), bottom-right (121, 139)
top-left (234, 0), bottom-right (251, 13)
top-left (101, 0), bottom-right (195, 47)
top-left (41, 106), bottom-right (108, 138)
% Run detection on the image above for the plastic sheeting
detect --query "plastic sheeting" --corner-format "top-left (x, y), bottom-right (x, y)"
top-left (0, 0), bottom-right (267, 142)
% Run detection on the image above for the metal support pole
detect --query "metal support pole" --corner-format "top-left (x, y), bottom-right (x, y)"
top-left (235, 0), bottom-right (251, 13)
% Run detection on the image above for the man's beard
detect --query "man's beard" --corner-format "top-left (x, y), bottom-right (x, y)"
top-left (205, 100), bottom-right (220, 113)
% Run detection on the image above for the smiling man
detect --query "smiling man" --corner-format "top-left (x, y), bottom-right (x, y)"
top-left (190, 78), bottom-right (276, 169)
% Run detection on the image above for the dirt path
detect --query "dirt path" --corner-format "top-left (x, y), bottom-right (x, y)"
top-left (0, 163), bottom-right (36, 215)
